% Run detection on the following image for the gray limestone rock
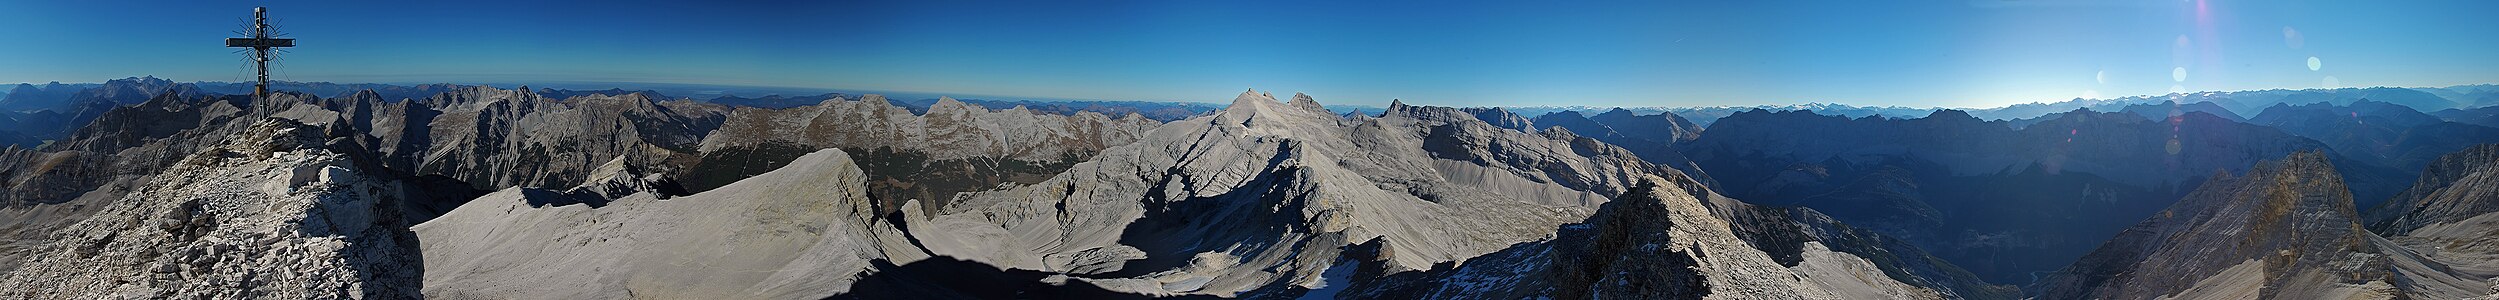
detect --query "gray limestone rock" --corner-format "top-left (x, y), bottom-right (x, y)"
top-left (414, 148), bottom-right (927, 299)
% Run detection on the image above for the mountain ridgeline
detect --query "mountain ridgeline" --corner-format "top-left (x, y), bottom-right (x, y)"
top-left (0, 78), bottom-right (2495, 299)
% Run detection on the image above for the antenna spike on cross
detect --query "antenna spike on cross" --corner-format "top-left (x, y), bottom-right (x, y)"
top-left (224, 6), bottom-right (295, 99)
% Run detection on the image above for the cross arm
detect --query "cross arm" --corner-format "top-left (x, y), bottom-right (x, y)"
top-left (225, 38), bottom-right (296, 48)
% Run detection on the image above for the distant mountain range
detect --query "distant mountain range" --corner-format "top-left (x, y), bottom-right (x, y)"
top-left (1, 76), bottom-right (2495, 298)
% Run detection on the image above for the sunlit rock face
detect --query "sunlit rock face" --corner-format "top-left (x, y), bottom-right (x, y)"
top-left (2368, 144), bottom-right (2499, 279)
top-left (0, 87), bottom-right (2007, 299)
top-left (890, 89), bottom-right (2005, 298)
top-left (1336, 175), bottom-right (1947, 300)
top-left (2034, 152), bottom-right (2490, 299)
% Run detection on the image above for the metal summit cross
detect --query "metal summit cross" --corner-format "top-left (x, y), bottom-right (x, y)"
top-left (224, 7), bottom-right (294, 99)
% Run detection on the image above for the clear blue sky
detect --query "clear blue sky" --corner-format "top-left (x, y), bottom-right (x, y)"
top-left (3, 0), bottom-right (2495, 108)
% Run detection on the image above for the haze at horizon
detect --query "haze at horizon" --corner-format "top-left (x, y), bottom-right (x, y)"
top-left (2, 0), bottom-right (2495, 109)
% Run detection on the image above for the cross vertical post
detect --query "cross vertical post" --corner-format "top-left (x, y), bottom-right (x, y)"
top-left (225, 7), bottom-right (294, 99)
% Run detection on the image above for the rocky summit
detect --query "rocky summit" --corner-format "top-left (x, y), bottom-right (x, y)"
top-left (9, 2), bottom-right (2497, 298)
top-left (0, 81), bottom-right (2494, 299)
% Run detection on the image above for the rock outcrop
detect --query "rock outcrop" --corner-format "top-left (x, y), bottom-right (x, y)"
top-left (2367, 144), bottom-right (2499, 277)
top-left (1339, 175), bottom-right (1944, 299)
top-left (686, 94), bottom-right (1161, 212)
top-left (403, 86), bottom-right (728, 190)
top-left (0, 119), bottom-right (449, 299)
top-left (2033, 152), bottom-right (2490, 299)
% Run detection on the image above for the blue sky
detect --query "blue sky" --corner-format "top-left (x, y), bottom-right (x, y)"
top-left (2, 0), bottom-right (2495, 108)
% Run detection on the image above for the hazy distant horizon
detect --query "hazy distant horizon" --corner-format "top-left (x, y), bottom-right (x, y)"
top-left (10, 75), bottom-right (2492, 113)
top-left (5, 1), bottom-right (2496, 109)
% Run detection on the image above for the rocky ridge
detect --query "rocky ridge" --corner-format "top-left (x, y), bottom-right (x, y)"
top-left (2366, 144), bottom-right (2499, 278)
top-left (2032, 152), bottom-right (2489, 299)
top-left (0, 119), bottom-right (447, 299)
top-left (884, 89), bottom-right (2002, 298)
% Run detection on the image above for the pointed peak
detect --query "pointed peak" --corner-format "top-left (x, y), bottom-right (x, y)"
top-left (1227, 88), bottom-right (1281, 110)
top-left (1287, 92), bottom-right (1327, 112)
top-left (928, 96), bottom-right (981, 114)
top-left (1235, 88), bottom-right (1274, 101)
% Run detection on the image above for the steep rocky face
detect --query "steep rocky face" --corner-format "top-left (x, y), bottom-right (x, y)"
top-left (406, 86), bottom-right (728, 190)
top-left (415, 149), bottom-right (929, 299)
top-left (1341, 175), bottom-right (1933, 299)
top-left (700, 95), bottom-right (1154, 163)
top-left (879, 89), bottom-right (1999, 298)
top-left (0, 92), bottom-right (353, 275)
top-left (0, 85), bottom-right (1172, 299)
top-left (689, 95), bottom-right (1159, 212)
top-left (2033, 152), bottom-right (2490, 299)
top-left (2366, 144), bottom-right (2499, 277)
top-left (0, 119), bottom-right (466, 299)
top-left (898, 90), bottom-right (1658, 297)
top-left (1338, 173), bottom-right (2030, 299)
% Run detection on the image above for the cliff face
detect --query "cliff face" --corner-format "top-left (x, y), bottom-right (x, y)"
top-left (2367, 144), bottom-right (2499, 277)
top-left (402, 87), bottom-right (728, 190)
top-left (2034, 152), bottom-right (2489, 299)
top-left (684, 94), bottom-right (1161, 213)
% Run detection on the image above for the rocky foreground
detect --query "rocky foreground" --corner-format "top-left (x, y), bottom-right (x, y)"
top-left (1, 85), bottom-right (2493, 299)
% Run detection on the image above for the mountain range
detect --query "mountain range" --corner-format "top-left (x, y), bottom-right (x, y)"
top-left (0, 77), bottom-right (2494, 299)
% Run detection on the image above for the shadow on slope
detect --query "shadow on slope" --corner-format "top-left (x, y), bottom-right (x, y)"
top-left (833, 257), bottom-right (1179, 300)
